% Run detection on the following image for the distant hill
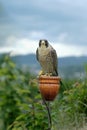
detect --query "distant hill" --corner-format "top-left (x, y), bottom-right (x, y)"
top-left (12, 54), bottom-right (37, 66)
top-left (0, 53), bottom-right (87, 79)
top-left (58, 56), bottom-right (87, 79)
top-left (59, 56), bottom-right (87, 66)
top-left (11, 54), bottom-right (87, 79)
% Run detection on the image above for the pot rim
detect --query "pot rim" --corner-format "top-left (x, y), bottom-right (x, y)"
top-left (38, 75), bottom-right (61, 80)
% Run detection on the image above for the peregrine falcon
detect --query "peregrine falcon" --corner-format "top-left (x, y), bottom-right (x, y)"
top-left (36, 40), bottom-right (58, 76)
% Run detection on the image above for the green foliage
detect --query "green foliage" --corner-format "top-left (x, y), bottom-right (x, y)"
top-left (0, 54), bottom-right (87, 130)
top-left (63, 82), bottom-right (87, 115)
top-left (0, 54), bottom-right (48, 130)
top-left (8, 80), bottom-right (48, 130)
top-left (53, 78), bottom-right (87, 129)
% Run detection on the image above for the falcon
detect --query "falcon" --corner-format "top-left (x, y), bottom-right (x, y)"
top-left (36, 40), bottom-right (58, 76)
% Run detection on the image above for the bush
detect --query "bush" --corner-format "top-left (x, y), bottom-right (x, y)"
top-left (0, 54), bottom-right (49, 130)
top-left (0, 54), bottom-right (87, 130)
top-left (53, 78), bottom-right (87, 129)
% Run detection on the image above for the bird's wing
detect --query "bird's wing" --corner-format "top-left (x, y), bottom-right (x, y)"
top-left (36, 48), bottom-right (39, 61)
top-left (50, 48), bottom-right (58, 75)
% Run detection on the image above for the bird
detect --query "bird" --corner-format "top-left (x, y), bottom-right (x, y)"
top-left (36, 39), bottom-right (58, 76)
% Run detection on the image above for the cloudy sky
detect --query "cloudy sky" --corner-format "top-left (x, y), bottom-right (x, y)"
top-left (0, 0), bottom-right (87, 57)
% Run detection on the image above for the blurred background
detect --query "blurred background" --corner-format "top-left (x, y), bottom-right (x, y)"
top-left (0, 0), bottom-right (87, 78)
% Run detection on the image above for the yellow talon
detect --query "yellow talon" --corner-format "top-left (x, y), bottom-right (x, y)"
top-left (45, 73), bottom-right (52, 76)
top-left (38, 70), bottom-right (44, 76)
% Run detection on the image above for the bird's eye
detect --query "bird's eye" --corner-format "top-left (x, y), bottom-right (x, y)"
top-left (39, 40), bottom-right (41, 47)
top-left (45, 41), bottom-right (48, 47)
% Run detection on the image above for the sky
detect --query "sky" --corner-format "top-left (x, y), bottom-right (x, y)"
top-left (0, 0), bottom-right (87, 57)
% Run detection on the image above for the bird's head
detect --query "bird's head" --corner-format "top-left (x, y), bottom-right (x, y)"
top-left (39, 40), bottom-right (49, 48)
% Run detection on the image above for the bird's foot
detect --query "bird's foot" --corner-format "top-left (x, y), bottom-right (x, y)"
top-left (38, 70), bottom-right (44, 76)
top-left (45, 73), bottom-right (53, 76)
top-left (38, 71), bottom-right (53, 77)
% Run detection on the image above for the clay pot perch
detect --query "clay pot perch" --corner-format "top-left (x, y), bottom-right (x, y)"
top-left (38, 76), bottom-right (61, 101)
